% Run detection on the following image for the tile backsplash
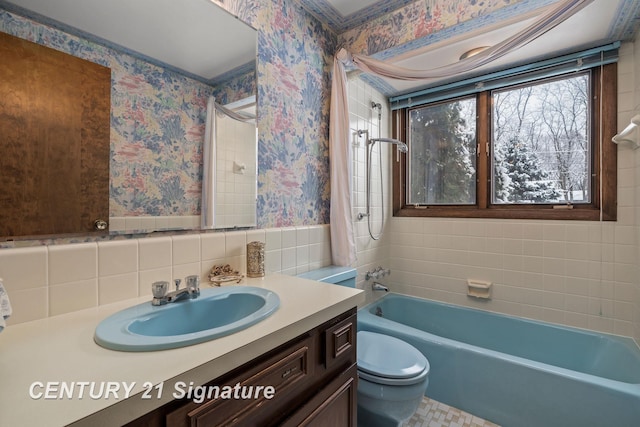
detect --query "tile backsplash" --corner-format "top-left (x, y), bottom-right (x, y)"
top-left (0, 225), bottom-right (331, 325)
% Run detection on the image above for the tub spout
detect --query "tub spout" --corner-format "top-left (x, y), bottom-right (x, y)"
top-left (372, 282), bottom-right (388, 292)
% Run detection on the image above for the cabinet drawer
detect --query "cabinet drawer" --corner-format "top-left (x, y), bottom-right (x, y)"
top-left (324, 313), bottom-right (356, 369)
top-left (166, 335), bottom-right (313, 427)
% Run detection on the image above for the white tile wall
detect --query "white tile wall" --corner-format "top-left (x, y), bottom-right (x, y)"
top-left (97, 240), bottom-right (139, 305)
top-left (387, 217), bottom-right (635, 335)
top-left (347, 76), bottom-right (392, 302)
top-left (631, 39), bottom-right (640, 344)
top-left (215, 114), bottom-right (257, 228)
top-left (0, 225), bottom-right (332, 325)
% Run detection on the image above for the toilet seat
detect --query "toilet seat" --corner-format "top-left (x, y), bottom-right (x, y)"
top-left (357, 331), bottom-right (429, 386)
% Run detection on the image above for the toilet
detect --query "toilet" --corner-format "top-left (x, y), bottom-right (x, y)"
top-left (298, 266), bottom-right (430, 427)
top-left (356, 331), bottom-right (429, 426)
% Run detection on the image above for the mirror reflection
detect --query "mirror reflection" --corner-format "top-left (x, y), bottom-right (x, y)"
top-left (201, 96), bottom-right (257, 230)
top-left (0, 0), bottom-right (258, 239)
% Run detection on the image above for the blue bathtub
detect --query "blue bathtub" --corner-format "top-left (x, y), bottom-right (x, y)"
top-left (358, 293), bottom-right (640, 427)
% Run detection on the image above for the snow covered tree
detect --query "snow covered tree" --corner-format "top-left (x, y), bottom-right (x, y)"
top-left (494, 136), bottom-right (561, 203)
top-left (409, 99), bottom-right (476, 204)
top-left (493, 74), bottom-right (588, 203)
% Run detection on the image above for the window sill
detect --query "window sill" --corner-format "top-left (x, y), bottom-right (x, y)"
top-left (393, 206), bottom-right (616, 221)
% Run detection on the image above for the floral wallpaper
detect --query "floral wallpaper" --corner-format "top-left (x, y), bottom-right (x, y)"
top-left (211, 68), bottom-right (256, 106)
top-left (109, 62), bottom-right (214, 217)
top-left (339, 0), bottom-right (534, 57)
top-left (214, 0), bottom-right (336, 228)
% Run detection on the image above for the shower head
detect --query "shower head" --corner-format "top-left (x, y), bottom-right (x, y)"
top-left (368, 137), bottom-right (408, 153)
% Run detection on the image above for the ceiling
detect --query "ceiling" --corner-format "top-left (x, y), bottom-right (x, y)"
top-left (295, 0), bottom-right (417, 33)
top-left (3, 0), bottom-right (639, 96)
top-left (0, 0), bottom-right (257, 84)
top-left (297, 0), bottom-right (640, 96)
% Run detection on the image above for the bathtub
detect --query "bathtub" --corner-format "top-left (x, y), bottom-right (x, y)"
top-left (357, 293), bottom-right (640, 427)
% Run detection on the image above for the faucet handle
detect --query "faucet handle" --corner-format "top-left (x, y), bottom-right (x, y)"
top-left (152, 281), bottom-right (168, 298)
top-left (185, 275), bottom-right (200, 299)
top-left (185, 275), bottom-right (200, 289)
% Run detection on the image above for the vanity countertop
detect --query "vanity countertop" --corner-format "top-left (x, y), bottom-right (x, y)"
top-left (0, 274), bottom-right (364, 427)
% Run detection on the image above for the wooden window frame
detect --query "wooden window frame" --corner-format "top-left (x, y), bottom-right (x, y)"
top-left (392, 63), bottom-right (617, 221)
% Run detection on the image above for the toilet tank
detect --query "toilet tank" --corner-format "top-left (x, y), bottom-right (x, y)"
top-left (297, 266), bottom-right (357, 288)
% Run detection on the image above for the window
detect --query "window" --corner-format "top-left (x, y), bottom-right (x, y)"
top-left (392, 63), bottom-right (617, 221)
top-left (492, 74), bottom-right (590, 205)
top-left (408, 97), bottom-right (476, 205)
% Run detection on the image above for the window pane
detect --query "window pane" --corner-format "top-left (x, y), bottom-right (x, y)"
top-left (408, 98), bottom-right (477, 205)
top-left (492, 73), bottom-right (590, 204)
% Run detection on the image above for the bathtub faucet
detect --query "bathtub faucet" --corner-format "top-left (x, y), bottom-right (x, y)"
top-left (365, 266), bottom-right (391, 281)
top-left (372, 282), bottom-right (389, 292)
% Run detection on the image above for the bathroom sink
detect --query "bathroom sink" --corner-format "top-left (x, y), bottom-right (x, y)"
top-left (94, 286), bottom-right (280, 351)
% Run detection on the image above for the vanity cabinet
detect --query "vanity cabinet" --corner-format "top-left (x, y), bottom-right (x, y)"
top-left (126, 308), bottom-right (357, 427)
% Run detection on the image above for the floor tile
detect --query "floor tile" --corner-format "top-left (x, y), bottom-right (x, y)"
top-left (403, 397), bottom-right (499, 427)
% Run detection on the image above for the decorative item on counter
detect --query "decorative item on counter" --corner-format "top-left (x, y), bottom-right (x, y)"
top-left (208, 264), bottom-right (243, 286)
top-left (246, 241), bottom-right (265, 278)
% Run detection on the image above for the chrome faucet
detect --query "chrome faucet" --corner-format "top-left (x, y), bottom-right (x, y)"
top-left (372, 282), bottom-right (389, 292)
top-left (151, 275), bottom-right (200, 306)
top-left (365, 266), bottom-right (391, 281)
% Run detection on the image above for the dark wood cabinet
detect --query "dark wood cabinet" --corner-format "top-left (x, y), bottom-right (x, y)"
top-left (126, 308), bottom-right (357, 427)
top-left (280, 364), bottom-right (357, 427)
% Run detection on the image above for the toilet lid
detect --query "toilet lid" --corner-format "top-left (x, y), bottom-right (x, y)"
top-left (357, 331), bottom-right (428, 379)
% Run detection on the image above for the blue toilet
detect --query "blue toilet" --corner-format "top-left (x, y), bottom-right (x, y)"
top-left (298, 266), bottom-right (430, 427)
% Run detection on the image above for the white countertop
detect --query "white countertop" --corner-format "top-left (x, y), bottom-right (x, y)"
top-left (0, 274), bottom-right (364, 427)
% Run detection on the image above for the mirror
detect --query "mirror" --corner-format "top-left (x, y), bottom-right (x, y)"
top-left (0, 0), bottom-right (258, 239)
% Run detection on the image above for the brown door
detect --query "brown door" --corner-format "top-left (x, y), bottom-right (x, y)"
top-left (0, 32), bottom-right (110, 238)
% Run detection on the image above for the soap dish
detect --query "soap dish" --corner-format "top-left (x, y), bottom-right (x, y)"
top-left (209, 264), bottom-right (244, 286)
top-left (467, 279), bottom-right (492, 299)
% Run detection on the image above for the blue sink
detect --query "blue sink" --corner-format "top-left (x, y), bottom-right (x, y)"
top-left (94, 286), bottom-right (280, 351)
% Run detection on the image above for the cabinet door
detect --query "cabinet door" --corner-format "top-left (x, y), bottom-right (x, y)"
top-left (323, 314), bottom-right (356, 370)
top-left (281, 364), bottom-right (357, 427)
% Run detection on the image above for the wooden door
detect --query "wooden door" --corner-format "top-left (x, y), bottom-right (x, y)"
top-left (0, 32), bottom-right (110, 238)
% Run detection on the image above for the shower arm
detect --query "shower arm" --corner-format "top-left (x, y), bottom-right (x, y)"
top-left (356, 129), bottom-right (369, 140)
top-left (367, 137), bottom-right (408, 153)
